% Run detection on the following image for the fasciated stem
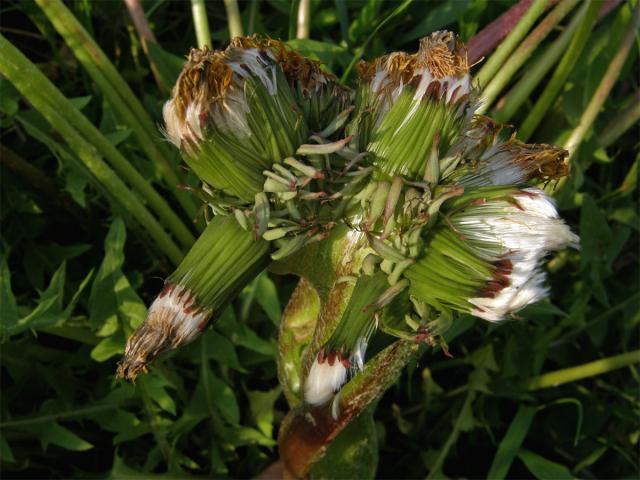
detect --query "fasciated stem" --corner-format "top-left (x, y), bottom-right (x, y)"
top-left (35, 0), bottom-right (198, 220)
top-left (518, 0), bottom-right (603, 141)
top-left (0, 34), bottom-right (184, 265)
top-left (278, 278), bottom-right (321, 407)
top-left (279, 339), bottom-right (418, 479)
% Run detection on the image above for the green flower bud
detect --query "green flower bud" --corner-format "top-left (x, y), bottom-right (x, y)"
top-left (117, 216), bottom-right (269, 380)
top-left (162, 42), bottom-right (308, 201)
top-left (350, 31), bottom-right (474, 180)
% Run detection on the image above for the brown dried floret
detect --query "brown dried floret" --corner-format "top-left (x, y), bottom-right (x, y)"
top-left (506, 138), bottom-right (569, 181)
top-left (173, 47), bottom-right (232, 123)
top-left (229, 34), bottom-right (338, 95)
top-left (357, 31), bottom-right (469, 84)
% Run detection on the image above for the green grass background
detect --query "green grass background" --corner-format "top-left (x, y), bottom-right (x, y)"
top-left (0, 0), bottom-right (638, 478)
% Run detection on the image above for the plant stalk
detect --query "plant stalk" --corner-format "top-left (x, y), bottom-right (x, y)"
top-left (526, 350), bottom-right (640, 390)
top-left (123, 0), bottom-right (167, 92)
top-left (476, 0), bottom-right (579, 114)
top-left (191, 0), bottom-right (212, 48)
top-left (296, 0), bottom-right (311, 39)
top-left (517, 0), bottom-right (603, 141)
top-left (468, 0), bottom-right (539, 64)
top-left (492, 3), bottom-right (584, 123)
top-left (564, 2), bottom-right (640, 157)
top-left (224, 0), bottom-right (244, 39)
top-left (600, 91), bottom-right (640, 147)
top-left (0, 34), bottom-right (194, 249)
top-left (475, 0), bottom-right (549, 88)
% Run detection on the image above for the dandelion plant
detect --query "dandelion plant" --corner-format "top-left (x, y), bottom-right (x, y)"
top-left (117, 31), bottom-right (579, 476)
top-left (3, 1), bottom-right (638, 478)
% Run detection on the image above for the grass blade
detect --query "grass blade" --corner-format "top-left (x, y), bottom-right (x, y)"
top-left (475, 0), bottom-right (549, 88)
top-left (487, 406), bottom-right (537, 480)
top-left (476, 0), bottom-right (579, 114)
top-left (35, 0), bottom-right (198, 219)
top-left (0, 34), bottom-right (183, 265)
top-left (517, 0), bottom-right (602, 141)
top-left (563, 2), bottom-right (640, 156)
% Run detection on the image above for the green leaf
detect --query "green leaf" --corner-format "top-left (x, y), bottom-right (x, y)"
top-left (205, 370), bottom-right (240, 425)
top-left (518, 449), bottom-right (573, 480)
top-left (247, 386), bottom-right (281, 438)
top-left (38, 422), bottom-right (93, 452)
top-left (580, 194), bottom-right (612, 268)
top-left (142, 373), bottom-right (177, 416)
top-left (89, 218), bottom-right (146, 332)
top-left (103, 128), bottom-right (132, 147)
top-left (90, 330), bottom-right (125, 362)
top-left (68, 95), bottom-right (92, 111)
top-left (255, 272), bottom-right (282, 326)
top-left (0, 436), bottom-right (15, 463)
top-left (399, 0), bottom-right (470, 43)
top-left (468, 344), bottom-right (499, 372)
top-left (17, 261), bottom-right (66, 331)
top-left (487, 406), bottom-right (537, 480)
top-left (285, 39), bottom-right (349, 69)
top-left (0, 254), bottom-right (19, 334)
top-left (232, 324), bottom-right (277, 357)
top-left (205, 330), bottom-right (245, 372)
top-left (146, 42), bottom-right (186, 87)
top-left (0, 76), bottom-right (20, 117)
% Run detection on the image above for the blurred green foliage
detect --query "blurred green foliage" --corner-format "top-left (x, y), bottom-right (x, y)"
top-left (1, 0), bottom-right (638, 478)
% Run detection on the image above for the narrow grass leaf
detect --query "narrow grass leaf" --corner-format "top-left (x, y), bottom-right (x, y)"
top-left (37, 422), bottom-right (93, 452)
top-left (518, 449), bottom-right (573, 480)
top-left (487, 405), bottom-right (536, 480)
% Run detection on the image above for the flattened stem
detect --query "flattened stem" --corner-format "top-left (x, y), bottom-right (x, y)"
top-left (279, 339), bottom-right (418, 478)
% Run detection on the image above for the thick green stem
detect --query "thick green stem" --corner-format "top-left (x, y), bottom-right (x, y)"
top-left (493, 3), bottom-right (585, 123)
top-left (35, 0), bottom-right (198, 219)
top-left (224, 0), bottom-right (244, 39)
top-left (0, 34), bottom-right (194, 249)
top-left (279, 339), bottom-right (418, 479)
top-left (563, 2), bottom-right (640, 157)
top-left (518, 0), bottom-right (603, 141)
top-left (526, 350), bottom-right (640, 390)
top-left (476, 0), bottom-right (579, 114)
top-left (191, 0), bottom-right (212, 48)
top-left (0, 35), bottom-right (183, 265)
top-left (475, 0), bottom-right (549, 88)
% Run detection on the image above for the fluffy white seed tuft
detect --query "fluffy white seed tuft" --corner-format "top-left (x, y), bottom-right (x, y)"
top-left (304, 355), bottom-right (348, 406)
